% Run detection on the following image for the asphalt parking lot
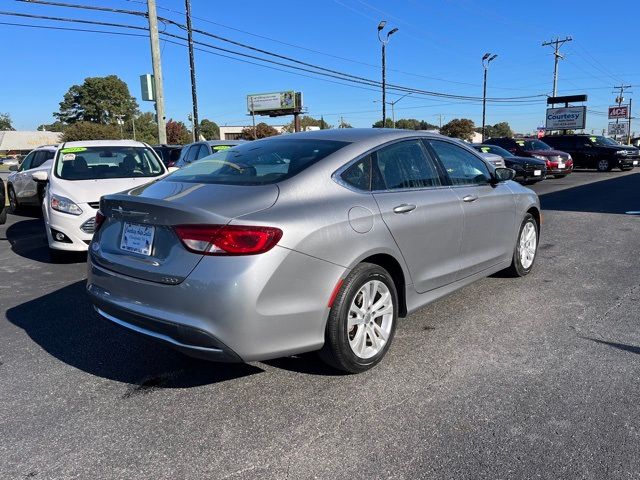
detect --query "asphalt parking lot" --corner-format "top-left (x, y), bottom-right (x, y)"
top-left (1, 170), bottom-right (639, 479)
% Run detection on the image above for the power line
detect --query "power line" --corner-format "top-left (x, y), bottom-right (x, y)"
top-left (16, 0), bottom-right (546, 103)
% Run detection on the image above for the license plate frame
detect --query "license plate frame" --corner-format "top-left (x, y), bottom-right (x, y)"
top-left (534, 169), bottom-right (542, 176)
top-left (557, 162), bottom-right (565, 169)
top-left (120, 222), bottom-right (155, 256)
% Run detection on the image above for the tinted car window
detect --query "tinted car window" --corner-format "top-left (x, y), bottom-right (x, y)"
top-left (429, 140), bottom-right (491, 186)
top-left (31, 150), bottom-right (53, 168)
top-left (373, 140), bottom-right (440, 190)
top-left (340, 155), bottom-right (371, 191)
top-left (184, 145), bottom-right (200, 163)
top-left (474, 145), bottom-right (514, 157)
top-left (516, 139), bottom-right (552, 151)
top-left (168, 139), bottom-right (349, 185)
top-left (19, 152), bottom-right (35, 171)
top-left (195, 144), bottom-right (210, 160)
top-left (544, 137), bottom-right (574, 149)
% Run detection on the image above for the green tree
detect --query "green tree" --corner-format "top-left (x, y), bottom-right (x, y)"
top-left (372, 118), bottom-right (394, 128)
top-left (37, 121), bottom-right (66, 132)
top-left (0, 113), bottom-right (14, 131)
top-left (284, 115), bottom-right (332, 132)
top-left (393, 118), bottom-right (439, 130)
top-left (61, 121), bottom-right (121, 142)
top-left (440, 118), bottom-right (476, 141)
top-left (200, 119), bottom-right (220, 140)
top-left (129, 112), bottom-right (158, 144)
top-left (490, 121), bottom-right (513, 138)
top-left (165, 119), bottom-right (192, 144)
top-left (55, 75), bottom-right (139, 125)
top-left (240, 122), bottom-right (279, 140)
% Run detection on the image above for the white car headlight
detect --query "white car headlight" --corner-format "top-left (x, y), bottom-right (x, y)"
top-left (51, 194), bottom-right (83, 215)
top-left (616, 150), bottom-right (628, 156)
top-left (531, 154), bottom-right (547, 160)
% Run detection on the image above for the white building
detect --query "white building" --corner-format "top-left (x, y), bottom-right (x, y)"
top-left (218, 125), bottom-right (286, 140)
top-left (0, 130), bottom-right (62, 155)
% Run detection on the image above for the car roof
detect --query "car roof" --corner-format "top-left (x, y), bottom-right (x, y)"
top-left (205, 140), bottom-right (244, 146)
top-left (61, 140), bottom-right (149, 148)
top-left (272, 128), bottom-right (444, 143)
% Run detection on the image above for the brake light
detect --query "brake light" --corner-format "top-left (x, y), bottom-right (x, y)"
top-left (174, 225), bottom-right (283, 255)
top-left (95, 210), bottom-right (106, 233)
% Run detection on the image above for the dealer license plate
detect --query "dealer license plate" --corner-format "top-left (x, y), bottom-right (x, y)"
top-left (634, 160), bottom-right (638, 165)
top-left (534, 170), bottom-right (542, 176)
top-left (120, 222), bottom-right (155, 256)
top-left (557, 162), bottom-right (565, 169)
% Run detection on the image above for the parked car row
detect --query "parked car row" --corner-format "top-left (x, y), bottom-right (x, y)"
top-left (483, 134), bottom-right (639, 176)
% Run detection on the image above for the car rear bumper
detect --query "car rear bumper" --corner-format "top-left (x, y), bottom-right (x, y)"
top-left (86, 247), bottom-right (345, 362)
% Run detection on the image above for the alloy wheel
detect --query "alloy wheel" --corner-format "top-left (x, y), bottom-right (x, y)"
top-left (347, 280), bottom-right (394, 359)
top-left (519, 221), bottom-right (537, 269)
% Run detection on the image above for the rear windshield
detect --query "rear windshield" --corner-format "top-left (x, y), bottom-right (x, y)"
top-left (516, 139), bottom-right (552, 151)
top-left (55, 146), bottom-right (164, 180)
top-left (167, 138), bottom-right (349, 185)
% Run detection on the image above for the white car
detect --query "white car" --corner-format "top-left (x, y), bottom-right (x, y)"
top-left (7, 145), bottom-right (57, 212)
top-left (33, 140), bottom-right (168, 255)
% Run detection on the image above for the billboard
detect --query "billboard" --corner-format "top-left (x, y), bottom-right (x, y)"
top-left (608, 122), bottom-right (629, 136)
top-left (608, 105), bottom-right (629, 119)
top-left (247, 91), bottom-right (297, 113)
top-left (545, 106), bottom-right (586, 130)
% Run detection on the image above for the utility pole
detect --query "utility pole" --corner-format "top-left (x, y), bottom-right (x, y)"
top-left (132, 116), bottom-right (136, 140)
top-left (542, 36), bottom-right (572, 97)
top-left (614, 84), bottom-right (632, 142)
top-left (250, 98), bottom-right (257, 139)
top-left (147, 0), bottom-right (167, 144)
top-left (628, 98), bottom-right (633, 145)
top-left (481, 53), bottom-right (498, 142)
top-left (185, 0), bottom-right (200, 141)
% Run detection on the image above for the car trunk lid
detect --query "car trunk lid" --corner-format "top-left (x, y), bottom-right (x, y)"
top-left (91, 181), bottom-right (279, 284)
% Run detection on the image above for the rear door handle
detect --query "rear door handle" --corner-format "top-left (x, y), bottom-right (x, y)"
top-left (462, 195), bottom-right (478, 203)
top-left (393, 204), bottom-right (416, 214)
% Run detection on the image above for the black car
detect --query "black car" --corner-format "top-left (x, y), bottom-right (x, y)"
top-left (542, 134), bottom-right (638, 172)
top-left (484, 137), bottom-right (573, 178)
top-left (471, 144), bottom-right (547, 184)
top-left (0, 179), bottom-right (7, 224)
top-left (174, 140), bottom-right (244, 168)
top-left (151, 144), bottom-right (183, 167)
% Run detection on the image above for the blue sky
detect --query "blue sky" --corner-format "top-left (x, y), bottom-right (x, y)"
top-left (3, 0), bottom-right (639, 134)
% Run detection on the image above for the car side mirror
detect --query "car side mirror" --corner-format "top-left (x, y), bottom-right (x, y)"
top-left (492, 167), bottom-right (515, 184)
top-left (31, 171), bottom-right (49, 182)
top-left (9, 164), bottom-right (18, 172)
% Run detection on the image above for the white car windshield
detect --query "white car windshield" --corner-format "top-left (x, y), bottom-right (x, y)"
top-left (55, 146), bottom-right (164, 181)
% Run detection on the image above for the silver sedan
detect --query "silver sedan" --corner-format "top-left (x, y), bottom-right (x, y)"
top-left (87, 129), bottom-right (540, 373)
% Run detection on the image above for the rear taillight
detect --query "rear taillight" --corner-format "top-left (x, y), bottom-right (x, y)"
top-left (95, 210), bottom-right (106, 233)
top-left (174, 225), bottom-right (283, 256)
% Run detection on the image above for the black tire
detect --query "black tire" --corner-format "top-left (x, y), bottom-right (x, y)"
top-left (596, 159), bottom-right (612, 172)
top-left (7, 185), bottom-right (20, 214)
top-left (505, 213), bottom-right (539, 277)
top-left (0, 206), bottom-right (6, 225)
top-left (319, 263), bottom-right (398, 373)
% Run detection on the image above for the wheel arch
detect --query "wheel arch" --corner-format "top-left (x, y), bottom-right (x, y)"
top-left (358, 252), bottom-right (408, 318)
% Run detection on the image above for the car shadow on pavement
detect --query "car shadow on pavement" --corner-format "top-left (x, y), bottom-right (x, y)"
top-left (539, 171), bottom-right (640, 214)
top-left (583, 337), bottom-right (640, 356)
top-left (4, 217), bottom-right (86, 264)
top-left (263, 354), bottom-right (349, 377)
top-left (6, 280), bottom-right (263, 388)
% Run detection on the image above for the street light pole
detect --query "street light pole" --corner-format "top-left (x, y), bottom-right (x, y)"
top-left (481, 53), bottom-right (497, 142)
top-left (377, 21), bottom-right (398, 127)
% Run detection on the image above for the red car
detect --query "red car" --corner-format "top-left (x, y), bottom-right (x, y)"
top-left (485, 137), bottom-right (573, 178)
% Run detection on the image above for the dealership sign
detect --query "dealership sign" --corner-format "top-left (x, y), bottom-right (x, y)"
top-left (247, 91), bottom-right (297, 113)
top-left (608, 105), bottom-right (629, 119)
top-left (545, 106), bottom-right (586, 130)
top-left (608, 122), bottom-right (629, 136)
